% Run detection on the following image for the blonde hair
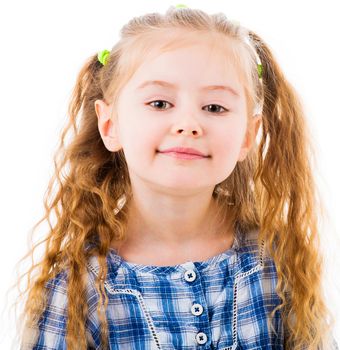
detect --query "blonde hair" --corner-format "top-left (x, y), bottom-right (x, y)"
top-left (9, 6), bottom-right (337, 349)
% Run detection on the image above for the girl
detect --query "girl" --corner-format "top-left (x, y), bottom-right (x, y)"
top-left (13, 4), bottom-right (339, 350)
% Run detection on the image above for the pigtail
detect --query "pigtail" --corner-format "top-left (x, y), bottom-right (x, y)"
top-left (13, 53), bottom-right (117, 350)
top-left (249, 31), bottom-right (334, 349)
top-left (54, 54), bottom-right (113, 349)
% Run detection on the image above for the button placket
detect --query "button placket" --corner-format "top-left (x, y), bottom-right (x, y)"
top-left (183, 266), bottom-right (210, 347)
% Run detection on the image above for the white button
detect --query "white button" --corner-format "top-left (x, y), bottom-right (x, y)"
top-left (191, 303), bottom-right (203, 316)
top-left (184, 269), bottom-right (196, 282)
top-left (196, 332), bottom-right (208, 345)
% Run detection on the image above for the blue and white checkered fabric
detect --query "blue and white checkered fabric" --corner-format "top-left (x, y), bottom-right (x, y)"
top-left (22, 226), bottom-right (338, 349)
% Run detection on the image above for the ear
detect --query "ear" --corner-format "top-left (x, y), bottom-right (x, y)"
top-left (94, 99), bottom-right (122, 152)
top-left (238, 115), bottom-right (262, 162)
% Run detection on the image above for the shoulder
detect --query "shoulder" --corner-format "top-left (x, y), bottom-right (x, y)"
top-left (238, 225), bottom-right (276, 261)
top-left (45, 269), bottom-right (69, 293)
top-left (233, 226), bottom-right (280, 308)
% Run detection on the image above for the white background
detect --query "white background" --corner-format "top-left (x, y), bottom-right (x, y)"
top-left (0, 0), bottom-right (339, 348)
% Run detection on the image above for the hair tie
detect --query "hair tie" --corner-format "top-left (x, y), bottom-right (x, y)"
top-left (175, 4), bottom-right (188, 8)
top-left (97, 49), bottom-right (110, 66)
top-left (257, 64), bottom-right (263, 79)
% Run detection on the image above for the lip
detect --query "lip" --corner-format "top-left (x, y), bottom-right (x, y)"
top-left (159, 152), bottom-right (207, 160)
top-left (157, 147), bottom-right (209, 157)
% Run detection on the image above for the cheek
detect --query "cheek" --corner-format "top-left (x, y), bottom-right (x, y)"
top-left (119, 117), bottom-right (160, 158)
top-left (210, 127), bottom-right (245, 180)
top-left (213, 121), bottom-right (246, 158)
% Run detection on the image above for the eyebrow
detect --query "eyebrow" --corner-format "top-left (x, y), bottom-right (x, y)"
top-left (136, 80), bottom-right (240, 97)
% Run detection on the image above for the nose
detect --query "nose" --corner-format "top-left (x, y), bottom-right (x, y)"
top-left (171, 112), bottom-right (203, 136)
top-left (176, 128), bottom-right (200, 136)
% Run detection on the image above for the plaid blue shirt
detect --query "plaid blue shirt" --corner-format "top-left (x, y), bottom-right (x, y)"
top-left (22, 227), bottom-right (338, 350)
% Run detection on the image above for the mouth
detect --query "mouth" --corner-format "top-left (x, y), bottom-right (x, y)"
top-left (156, 150), bottom-right (211, 159)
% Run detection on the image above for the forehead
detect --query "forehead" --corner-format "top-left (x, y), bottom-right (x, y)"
top-left (124, 35), bottom-right (244, 96)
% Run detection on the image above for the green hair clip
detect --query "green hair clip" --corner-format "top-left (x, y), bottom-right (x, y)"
top-left (257, 63), bottom-right (263, 79)
top-left (175, 4), bottom-right (188, 8)
top-left (97, 49), bottom-right (110, 66)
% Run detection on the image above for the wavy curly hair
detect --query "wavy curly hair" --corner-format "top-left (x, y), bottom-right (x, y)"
top-left (8, 5), bottom-right (338, 350)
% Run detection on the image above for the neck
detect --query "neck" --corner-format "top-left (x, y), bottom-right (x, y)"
top-left (113, 190), bottom-right (233, 253)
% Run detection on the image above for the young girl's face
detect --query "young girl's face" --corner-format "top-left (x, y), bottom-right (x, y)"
top-left (97, 42), bottom-right (259, 195)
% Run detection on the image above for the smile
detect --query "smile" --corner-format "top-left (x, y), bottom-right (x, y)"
top-left (157, 151), bottom-right (209, 160)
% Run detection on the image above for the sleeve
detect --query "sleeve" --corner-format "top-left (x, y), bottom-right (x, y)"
top-left (19, 271), bottom-right (68, 349)
top-left (20, 271), bottom-right (98, 350)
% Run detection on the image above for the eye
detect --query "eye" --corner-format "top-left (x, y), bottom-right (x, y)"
top-left (148, 100), bottom-right (172, 110)
top-left (203, 104), bottom-right (229, 114)
top-left (147, 100), bottom-right (229, 114)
